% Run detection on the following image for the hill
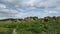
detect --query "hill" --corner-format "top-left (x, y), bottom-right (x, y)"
top-left (0, 16), bottom-right (60, 34)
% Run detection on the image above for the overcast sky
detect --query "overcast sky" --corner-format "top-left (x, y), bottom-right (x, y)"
top-left (0, 0), bottom-right (60, 19)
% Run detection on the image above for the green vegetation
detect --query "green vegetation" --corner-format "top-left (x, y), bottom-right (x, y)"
top-left (0, 16), bottom-right (60, 34)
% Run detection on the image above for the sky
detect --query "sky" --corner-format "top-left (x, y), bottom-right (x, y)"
top-left (0, 0), bottom-right (60, 19)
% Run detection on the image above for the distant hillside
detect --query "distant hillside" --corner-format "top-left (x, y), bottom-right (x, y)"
top-left (0, 16), bottom-right (60, 22)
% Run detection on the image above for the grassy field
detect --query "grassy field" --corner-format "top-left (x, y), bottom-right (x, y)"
top-left (0, 17), bottom-right (60, 34)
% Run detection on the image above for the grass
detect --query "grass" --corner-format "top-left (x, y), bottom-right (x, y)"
top-left (0, 20), bottom-right (60, 34)
top-left (0, 27), bottom-right (13, 34)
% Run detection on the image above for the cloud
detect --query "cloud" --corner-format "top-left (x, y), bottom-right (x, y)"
top-left (0, 3), bottom-right (6, 8)
top-left (0, 0), bottom-right (60, 9)
top-left (0, 3), bottom-right (19, 19)
top-left (0, 8), bottom-right (18, 18)
top-left (0, 0), bottom-right (60, 19)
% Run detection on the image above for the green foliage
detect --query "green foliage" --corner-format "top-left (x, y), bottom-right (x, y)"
top-left (0, 19), bottom-right (60, 34)
top-left (0, 27), bottom-right (13, 34)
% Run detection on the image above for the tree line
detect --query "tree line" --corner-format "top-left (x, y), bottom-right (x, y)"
top-left (0, 16), bottom-right (60, 22)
